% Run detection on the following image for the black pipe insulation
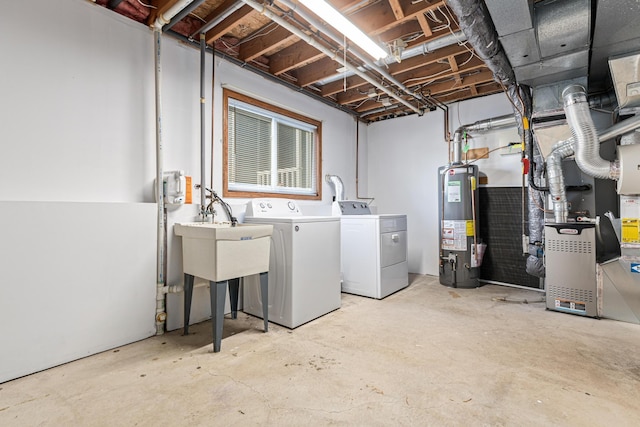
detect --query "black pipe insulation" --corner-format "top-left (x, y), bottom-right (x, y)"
top-left (107, 0), bottom-right (125, 10)
top-left (445, 0), bottom-right (515, 86)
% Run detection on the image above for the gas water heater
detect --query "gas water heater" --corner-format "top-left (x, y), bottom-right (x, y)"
top-left (438, 164), bottom-right (481, 288)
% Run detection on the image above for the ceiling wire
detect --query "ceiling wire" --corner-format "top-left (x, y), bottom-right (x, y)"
top-left (425, 9), bottom-right (449, 32)
top-left (402, 52), bottom-right (474, 86)
top-left (438, 5), bottom-right (476, 58)
top-left (236, 21), bottom-right (280, 45)
top-left (189, 12), bottom-right (206, 23)
top-left (136, 0), bottom-right (156, 9)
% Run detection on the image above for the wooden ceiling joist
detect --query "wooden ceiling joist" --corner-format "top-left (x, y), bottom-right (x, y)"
top-left (238, 26), bottom-right (296, 62)
top-left (99, 0), bottom-right (494, 122)
top-left (433, 82), bottom-right (503, 104)
top-left (321, 44), bottom-right (470, 98)
top-left (294, 56), bottom-right (344, 87)
top-left (388, 0), bottom-right (405, 20)
top-left (269, 41), bottom-right (325, 75)
top-left (416, 13), bottom-right (433, 37)
top-left (354, 69), bottom-right (495, 113)
top-left (352, 1), bottom-right (446, 36)
top-left (205, 4), bottom-right (254, 43)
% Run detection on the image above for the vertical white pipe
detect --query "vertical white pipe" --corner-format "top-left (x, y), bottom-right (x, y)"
top-left (154, 28), bottom-right (166, 335)
top-left (151, 0), bottom-right (198, 335)
top-left (200, 33), bottom-right (207, 214)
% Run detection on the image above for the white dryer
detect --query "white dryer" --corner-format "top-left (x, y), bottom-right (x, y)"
top-left (333, 201), bottom-right (408, 299)
top-left (243, 199), bottom-right (341, 328)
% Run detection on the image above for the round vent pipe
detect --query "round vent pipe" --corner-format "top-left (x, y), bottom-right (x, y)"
top-left (326, 175), bottom-right (345, 201)
top-left (563, 85), bottom-right (620, 180)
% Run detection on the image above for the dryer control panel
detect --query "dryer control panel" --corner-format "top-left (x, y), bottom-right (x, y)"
top-left (332, 200), bottom-right (371, 215)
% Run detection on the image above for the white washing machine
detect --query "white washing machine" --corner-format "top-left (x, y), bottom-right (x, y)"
top-left (243, 198), bottom-right (341, 328)
top-left (333, 201), bottom-right (408, 299)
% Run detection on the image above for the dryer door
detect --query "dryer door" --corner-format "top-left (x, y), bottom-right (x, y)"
top-left (380, 230), bottom-right (407, 267)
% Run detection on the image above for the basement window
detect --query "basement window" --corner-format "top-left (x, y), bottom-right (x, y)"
top-left (223, 89), bottom-right (321, 200)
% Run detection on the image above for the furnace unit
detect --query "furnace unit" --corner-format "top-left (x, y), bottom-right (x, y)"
top-left (545, 223), bottom-right (597, 317)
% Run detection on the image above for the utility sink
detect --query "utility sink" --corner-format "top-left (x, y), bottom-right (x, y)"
top-left (174, 222), bottom-right (273, 282)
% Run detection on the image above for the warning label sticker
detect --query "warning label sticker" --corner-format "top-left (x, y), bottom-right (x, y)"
top-left (447, 181), bottom-right (461, 203)
top-left (466, 220), bottom-right (475, 236)
top-left (442, 220), bottom-right (467, 251)
top-left (622, 218), bottom-right (640, 244)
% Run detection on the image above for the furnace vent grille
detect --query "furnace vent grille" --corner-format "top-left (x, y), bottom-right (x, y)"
top-left (547, 284), bottom-right (594, 303)
top-left (546, 238), bottom-right (593, 254)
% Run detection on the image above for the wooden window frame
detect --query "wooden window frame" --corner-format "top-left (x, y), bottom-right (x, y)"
top-left (222, 88), bottom-right (322, 200)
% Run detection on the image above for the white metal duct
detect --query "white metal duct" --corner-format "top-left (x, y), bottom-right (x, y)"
top-left (485, 0), bottom-right (591, 87)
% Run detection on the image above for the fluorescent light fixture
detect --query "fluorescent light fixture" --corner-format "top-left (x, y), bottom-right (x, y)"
top-left (299, 0), bottom-right (388, 60)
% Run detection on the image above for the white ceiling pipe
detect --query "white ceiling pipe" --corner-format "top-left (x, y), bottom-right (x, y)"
top-left (240, 0), bottom-right (422, 115)
top-left (277, 0), bottom-right (427, 106)
top-left (451, 114), bottom-right (515, 164)
top-left (317, 31), bottom-right (467, 85)
top-left (154, 0), bottom-right (199, 29)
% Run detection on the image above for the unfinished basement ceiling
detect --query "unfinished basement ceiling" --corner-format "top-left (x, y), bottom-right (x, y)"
top-left (96, 0), bottom-right (640, 122)
top-left (96, 0), bottom-right (504, 122)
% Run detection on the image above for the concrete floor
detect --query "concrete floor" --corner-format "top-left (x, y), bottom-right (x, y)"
top-left (2, 274), bottom-right (640, 426)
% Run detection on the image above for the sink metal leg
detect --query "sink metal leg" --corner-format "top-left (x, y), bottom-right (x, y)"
top-left (260, 272), bottom-right (269, 332)
top-left (210, 280), bottom-right (227, 353)
top-left (183, 273), bottom-right (195, 335)
top-left (228, 278), bottom-right (240, 319)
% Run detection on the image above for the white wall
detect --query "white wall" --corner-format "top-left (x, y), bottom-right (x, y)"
top-left (0, 0), bottom-right (360, 373)
top-left (0, 0), bottom-right (527, 382)
top-left (0, 0), bottom-right (165, 382)
top-left (0, 1), bottom-right (156, 202)
top-left (366, 93), bottom-right (521, 275)
top-left (0, 202), bottom-right (156, 383)
top-left (164, 53), bottom-right (360, 330)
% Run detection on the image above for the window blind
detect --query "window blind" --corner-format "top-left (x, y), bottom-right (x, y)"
top-left (227, 99), bottom-right (317, 196)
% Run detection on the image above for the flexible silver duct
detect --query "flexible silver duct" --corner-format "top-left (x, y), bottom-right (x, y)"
top-left (546, 114), bottom-right (640, 223)
top-left (563, 85), bottom-right (620, 180)
top-left (325, 175), bottom-right (345, 201)
top-left (546, 139), bottom-right (574, 223)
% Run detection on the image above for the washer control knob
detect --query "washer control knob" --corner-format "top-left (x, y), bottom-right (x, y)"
top-left (288, 201), bottom-right (296, 211)
top-left (267, 203), bottom-right (272, 208)
top-left (259, 202), bottom-right (265, 209)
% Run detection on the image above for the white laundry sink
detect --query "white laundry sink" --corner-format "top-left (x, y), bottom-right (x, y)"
top-left (174, 222), bottom-right (273, 282)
